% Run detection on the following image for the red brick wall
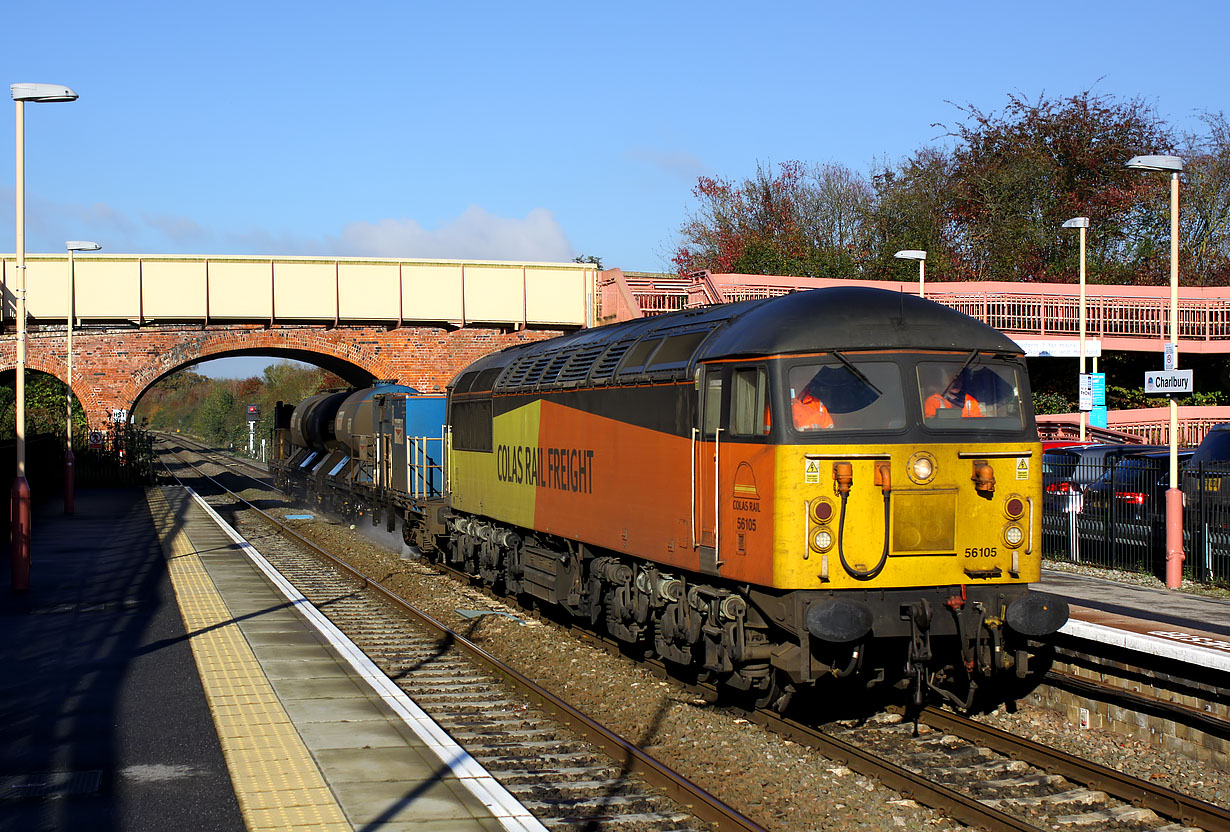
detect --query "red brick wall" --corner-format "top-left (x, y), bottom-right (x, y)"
top-left (3, 323), bottom-right (563, 430)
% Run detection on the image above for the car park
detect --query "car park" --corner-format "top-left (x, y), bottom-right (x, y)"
top-left (1071, 448), bottom-right (1192, 569)
top-left (1041, 443), bottom-right (1169, 559)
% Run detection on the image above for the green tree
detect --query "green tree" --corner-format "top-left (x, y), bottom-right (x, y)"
top-left (943, 91), bottom-right (1175, 283)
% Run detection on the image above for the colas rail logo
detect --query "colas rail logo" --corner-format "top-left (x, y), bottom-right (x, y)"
top-left (732, 462), bottom-right (761, 553)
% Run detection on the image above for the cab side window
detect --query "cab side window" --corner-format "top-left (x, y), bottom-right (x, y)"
top-left (730, 367), bottom-right (769, 437)
top-left (702, 373), bottom-right (723, 436)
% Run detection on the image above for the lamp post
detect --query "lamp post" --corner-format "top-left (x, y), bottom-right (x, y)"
top-left (1062, 217), bottom-right (1090, 441)
top-left (1126, 154), bottom-right (1185, 589)
top-left (894, 249), bottom-right (927, 297)
top-left (64, 241), bottom-right (100, 516)
top-left (10, 82), bottom-right (79, 592)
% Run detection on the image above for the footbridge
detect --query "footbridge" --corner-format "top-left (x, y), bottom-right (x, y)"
top-left (599, 269), bottom-right (1230, 354)
top-left (599, 269), bottom-right (1230, 445)
top-left (0, 254), bottom-right (598, 428)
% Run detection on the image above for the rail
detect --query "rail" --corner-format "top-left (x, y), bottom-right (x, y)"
top-left (922, 708), bottom-right (1230, 832)
top-left (158, 441), bottom-right (768, 832)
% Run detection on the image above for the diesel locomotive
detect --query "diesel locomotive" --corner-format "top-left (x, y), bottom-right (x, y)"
top-left (272, 286), bottom-right (1068, 710)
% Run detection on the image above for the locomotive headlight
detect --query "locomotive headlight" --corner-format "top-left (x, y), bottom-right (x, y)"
top-left (1003, 524), bottom-right (1024, 548)
top-left (907, 451), bottom-right (936, 484)
top-left (811, 529), bottom-right (834, 552)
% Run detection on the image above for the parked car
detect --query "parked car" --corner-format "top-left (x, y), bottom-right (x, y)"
top-left (1181, 424), bottom-right (1230, 572)
top-left (1082, 450), bottom-right (1193, 523)
top-left (1042, 443), bottom-right (1169, 514)
top-left (1182, 423), bottom-right (1230, 508)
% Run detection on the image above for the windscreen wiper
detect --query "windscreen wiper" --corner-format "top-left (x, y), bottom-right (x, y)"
top-left (833, 350), bottom-right (882, 395)
top-left (945, 350), bottom-right (980, 390)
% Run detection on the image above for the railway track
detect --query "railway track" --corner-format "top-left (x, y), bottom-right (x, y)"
top-left (162, 437), bottom-right (1230, 832)
top-left (158, 438), bottom-right (759, 832)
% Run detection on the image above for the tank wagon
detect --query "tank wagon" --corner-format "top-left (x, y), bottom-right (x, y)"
top-left (272, 287), bottom-right (1067, 710)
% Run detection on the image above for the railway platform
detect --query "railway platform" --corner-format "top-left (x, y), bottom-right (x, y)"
top-left (0, 486), bottom-right (543, 832)
top-left (1039, 569), bottom-right (1230, 671)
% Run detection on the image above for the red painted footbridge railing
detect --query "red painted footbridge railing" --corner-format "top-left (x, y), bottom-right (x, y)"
top-left (598, 269), bottom-right (1230, 354)
top-left (596, 269), bottom-right (1230, 445)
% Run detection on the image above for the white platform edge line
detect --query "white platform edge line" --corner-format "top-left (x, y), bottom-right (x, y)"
top-left (184, 487), bottom-right (549, 832)
top-left (1060, 618), bottom-right (1230, 673)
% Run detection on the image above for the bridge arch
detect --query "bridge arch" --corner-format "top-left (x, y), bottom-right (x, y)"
top-left (0, 323), bottom-right (562, 430)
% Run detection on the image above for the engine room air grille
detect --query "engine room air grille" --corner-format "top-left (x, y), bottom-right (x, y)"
top-left (520, 352), bottom-right (559, 387)
top-left (555, 343), bottom-right (607, 384)
top-left (536, 350), bottom-right (574, 387)
top-left (497, 355), bottom-right (535, 390)
top-left (589, 339), bottom-right (637, 382)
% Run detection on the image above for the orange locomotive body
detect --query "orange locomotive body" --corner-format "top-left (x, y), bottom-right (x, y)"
top-left (436, 287), bottom-right (1067, 709)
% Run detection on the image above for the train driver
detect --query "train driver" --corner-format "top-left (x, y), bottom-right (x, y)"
top-left (924, 371), bottom-right (982, 418)
top-left (792, 384), bottom-right (834, 429)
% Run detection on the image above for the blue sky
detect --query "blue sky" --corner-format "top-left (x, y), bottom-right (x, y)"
top-left (4, 1), bottom-right (1226, 378)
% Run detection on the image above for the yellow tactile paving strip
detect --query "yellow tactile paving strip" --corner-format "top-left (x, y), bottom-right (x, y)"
top-left (147, 487), bottom-right (351, 831)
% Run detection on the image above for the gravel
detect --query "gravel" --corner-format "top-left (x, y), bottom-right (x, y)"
top-left (235, 482), bottom-right (1227, 830)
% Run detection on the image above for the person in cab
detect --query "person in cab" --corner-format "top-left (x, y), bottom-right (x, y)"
top-left (925, 372), bottom-right (982, 418)
top-left (792, 384), bottom-right (834, 429)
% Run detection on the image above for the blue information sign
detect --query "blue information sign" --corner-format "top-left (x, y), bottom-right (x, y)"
top-left (1089, 373), bottom-right (1107, 428)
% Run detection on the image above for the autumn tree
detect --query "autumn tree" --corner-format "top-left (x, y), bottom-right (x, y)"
top-left (1179, 112), bottom-right (1230, 286)
top-left (940, 91), bottom-right (1175, 283)
top-left (672, 91), bottom-right (1230, 286)
top-left (672, 161), bottom-right (871, 276)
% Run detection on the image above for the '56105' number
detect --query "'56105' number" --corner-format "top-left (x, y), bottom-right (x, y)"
top-left (964, 546), bottom-right (998, 558)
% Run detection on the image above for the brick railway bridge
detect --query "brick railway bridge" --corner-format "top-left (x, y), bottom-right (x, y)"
top-left (0, 255), bottom-right (597, 430)
top-left (1, 255), bottom-right (1229, 440)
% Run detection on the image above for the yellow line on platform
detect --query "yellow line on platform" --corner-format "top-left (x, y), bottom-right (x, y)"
top-left (146, 487), bottom-right (351, 831)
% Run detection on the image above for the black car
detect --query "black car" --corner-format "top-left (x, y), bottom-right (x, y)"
top-left (1180, 424), bottom-right (1230, 576)
top-left (1182, 423), bottom-right (1230, 512)
top-left (1082, 450), bottom-right (1193, 523)
top-left (1077, 449), bottom-right (1193, 568)
top-left (1042, 443), bottom-right (1169, 515)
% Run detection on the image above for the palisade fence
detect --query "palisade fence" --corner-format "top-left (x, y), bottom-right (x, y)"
top-left (1042, 456), bottom-right (1230, 585)
top-left (0, 426), bottom-right (156, 530)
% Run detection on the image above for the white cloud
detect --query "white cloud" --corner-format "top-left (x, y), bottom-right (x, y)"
top-left (330, 205), bottom-right (574, 261)
top-left (1, 190), bottom-right (576, 263)
top-left (624, 146), bottom-right (709, 183)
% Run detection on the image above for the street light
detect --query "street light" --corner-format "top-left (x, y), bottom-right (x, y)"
top-left (894, 249), bottom-right (927, 297)
top-left (64, 241), bottom-right (100, 516)
top-left (11, 82), bottom-right (79, 592)
top-left (1062, 217), bottom-right (1090, 441)
top-left (1126, 153), bottom-right (1184, 589)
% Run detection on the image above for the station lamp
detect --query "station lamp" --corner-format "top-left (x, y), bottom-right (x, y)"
top-left (894, 250), bottom-right (927, 297)
top-left (1061, 217), bottom-right (1090, 441)
top-left (1125, 154), bottom-right (1185, 589)
top-left (11, 82), bottom-right (80, 591)
top-left (64, 241), bottom-right (101, 515)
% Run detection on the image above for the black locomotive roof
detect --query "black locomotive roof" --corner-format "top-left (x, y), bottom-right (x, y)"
top-left (449, 286), bottom-right (1021, 392)
top-left (699, 286), bottom-right (1021, 357)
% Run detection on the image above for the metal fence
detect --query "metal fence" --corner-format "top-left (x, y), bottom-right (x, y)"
top-left (1042, 456), bottom-right (1230, 584)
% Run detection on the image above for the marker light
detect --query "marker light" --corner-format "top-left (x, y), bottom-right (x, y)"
top-left (812, 529), bottom-right (834, 552)
top-left (811, 499), bottom-right (834, 524)
top-left (1004, 525), bottom-right (1024, 547)
top-left (908, 452), bottom-right (936, 484)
